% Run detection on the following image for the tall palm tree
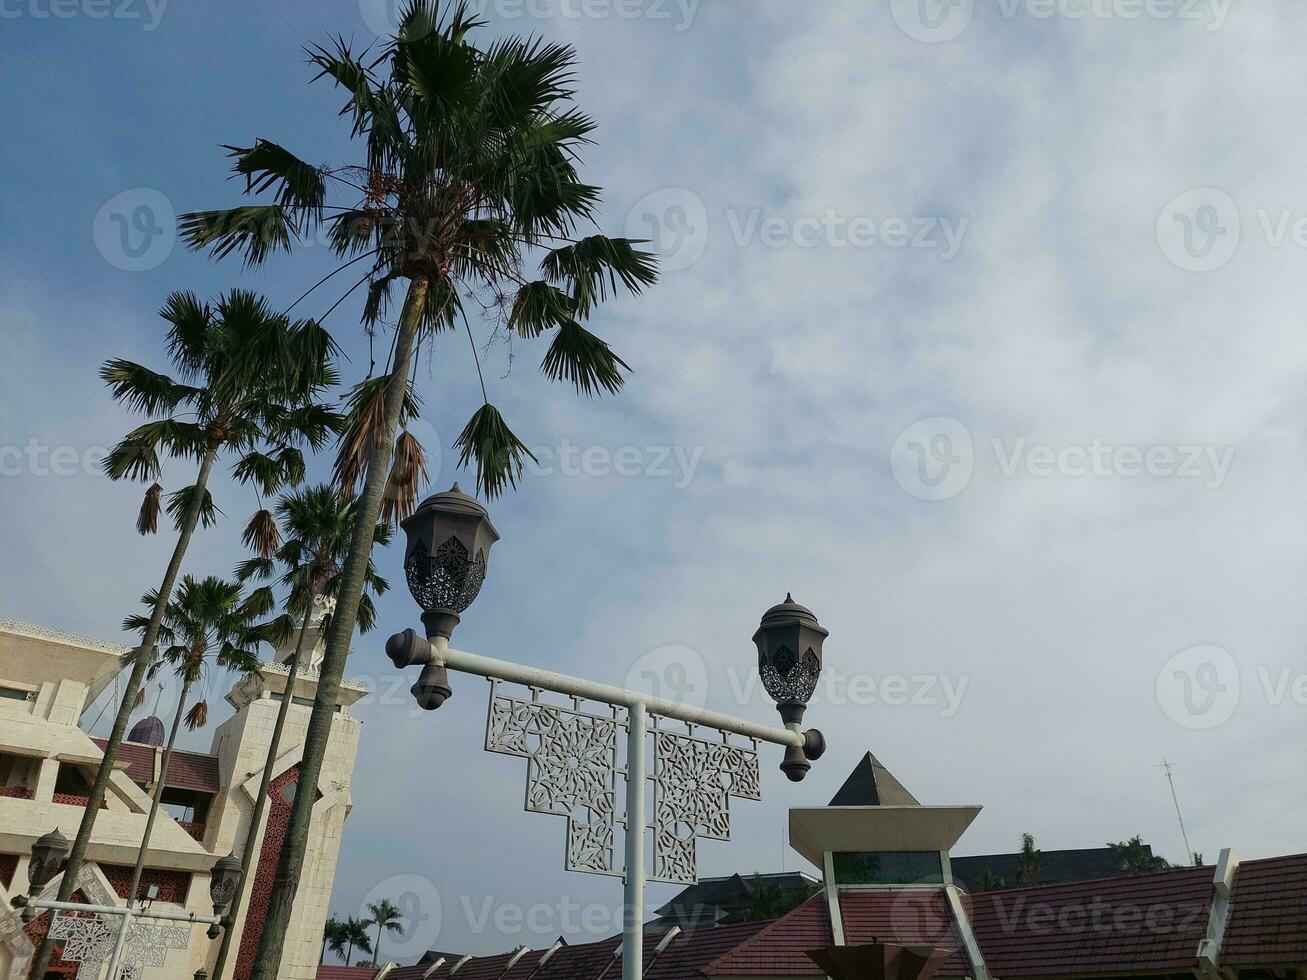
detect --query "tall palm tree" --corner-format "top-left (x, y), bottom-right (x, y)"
top-left (322, 914), bottom-right (348, 964)
top-left (210, 485), bottom-right (391, 980)
top-left (343, 916), bottom-right (374, 967)
top-left (366, 898), bottom-right (404, 966)
top-left (1107, 835), bottom-right (1171, 875)
top-left (120, 576), bottom-right (267, 912)
top-left (31, 289), bottom-right (342, 978)
top-left (181, 6), bottom-right (657, 974)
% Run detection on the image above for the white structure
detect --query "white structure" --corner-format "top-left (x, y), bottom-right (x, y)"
top-left (0, 615), bottom-right (363, 979)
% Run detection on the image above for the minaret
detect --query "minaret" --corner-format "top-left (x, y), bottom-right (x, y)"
top-left (204, 594), bottom-right (366, 980)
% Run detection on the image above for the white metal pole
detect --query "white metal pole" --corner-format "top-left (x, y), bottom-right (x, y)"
top-left (105, 902), bottom-right (135, 980)
top-left (622, 701), bottom-right (646, 980)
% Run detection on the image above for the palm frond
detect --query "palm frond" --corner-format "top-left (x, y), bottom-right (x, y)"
top-left (540, 235), bottom-right (658, 315)
top-left (381, 429), bottom-right (428, 527)
top-left (100, 359), bottom-right (197, 415)
top-left (184, 700), bottom-right (210, 732)
top-left (225, 140), bottom-right (326, 221)
top-left (179, 205), bottom-right (301, 267)
top-left (242, 508), bottom-right (283, 558)
top-left (454, 403), bottom-right (535, 499)
top-left (136, 482), bottom-right (163, 535)
top-left (166, 485), bottom-right (223, 530)
top-left (540, 320), bottom-right (629, 396)
top-left (333, 375), bottom-right (421, 496)
top-left (508, 281), bottom-right (573, 338)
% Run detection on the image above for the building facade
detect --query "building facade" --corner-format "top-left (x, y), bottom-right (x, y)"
top-left (0, 612), bottom-right (364, 980)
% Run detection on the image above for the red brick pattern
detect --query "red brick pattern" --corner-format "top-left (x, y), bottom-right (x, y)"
top-left (236, 764), bottom-right (316, 980)
top-left (0, 786), bottom-right (34, 800)
top-left (317, 968), bottom-right (380, 980)
top-left (1222, 852), bottom-right (1307, 965)
top-left (94, 738), bottom-right (157, 785)
top-left (179, 819), bottom-right (206, 842)
top-left (52, 792), bottom-right (106, 808)
top-left (100, 863), bottom-right (192, 904)
top-left (163, 749), bottom-right (222, 792)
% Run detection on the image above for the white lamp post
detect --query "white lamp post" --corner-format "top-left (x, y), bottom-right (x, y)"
top-left (387, 487), bottom-right (829, 980)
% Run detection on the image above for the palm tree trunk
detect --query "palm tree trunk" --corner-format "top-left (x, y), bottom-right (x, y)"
top-left (249, 276), bottom-right (430, 980)
top-left (31, 443), bottom-right (220, 978)
top-left (210, 604), bottom-right (314, 979)
top-left (345, 940), bottom-right (355, 968)
top-left (125, 675), bottom-right (194, 906)
top-left (373, 921), bottom-right (382, 966)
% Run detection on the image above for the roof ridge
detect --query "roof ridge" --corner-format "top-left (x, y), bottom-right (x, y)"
top-left (970, 862), bottom-right (1213, 896)
top-left (0, 617), bottom-right (130, 654)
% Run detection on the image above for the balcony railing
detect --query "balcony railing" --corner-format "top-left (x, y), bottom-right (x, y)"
top-left (178, 820), bottom-right (206, 842)
top-left (53, 792), bottom-right (107, 809)
top-left (0, 786), bottom-right (34, 800)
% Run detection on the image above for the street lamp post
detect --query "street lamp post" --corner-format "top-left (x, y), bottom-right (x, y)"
top-left (11, 838), bottom-right (243, 979)
top-left (386, 487), bottom-right (828, 980)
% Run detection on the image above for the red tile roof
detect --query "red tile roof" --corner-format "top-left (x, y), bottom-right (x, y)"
top-left (94, 738), bottom-right (155, 785)
top-left (965, 865), bottom-right (1213, 976)
top-left (703, 894), bottom-right (832, 975)
top-left (317, 968), bottom-right (379, 980)
top-left (840, 892), bottom-right (970, 976)
top-left (1223, 852), bottom-right (1307, 966)
top-left (90, 739), bottom-right (221, 792)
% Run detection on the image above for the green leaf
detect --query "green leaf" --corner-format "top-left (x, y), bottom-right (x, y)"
top-left (224, 140), bottom-right (326, 220)
top-left (508, 281), bottom-right (573, 338)
top-left (453, 403), bottom-right (536, 499)
top-left (540, 320), bottom-right (629, 396)
top-left (179, 205), bottom-right (300, 267)
top-left (540, 235), bottom-right (658, 315)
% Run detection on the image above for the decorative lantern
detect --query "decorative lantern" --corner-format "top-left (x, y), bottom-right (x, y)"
top-left (401, 483), bottom-right (500, 640)
top-left (394, 484), bottom-right (499, 710)
top-left (19, 828), bottom-right (69, 921)
top-left (207, 853), bottom-right (243, 937)
top-left (753, 595), bottom-right (828, 781)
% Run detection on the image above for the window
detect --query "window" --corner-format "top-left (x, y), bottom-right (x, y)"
top-left (832, 851), bottom-right (944, 885)
top-left (0, 686), bottom-right (34, 702)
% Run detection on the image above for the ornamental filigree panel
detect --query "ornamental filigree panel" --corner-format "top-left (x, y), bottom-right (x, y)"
top-left (486, 685), bottom-right (619, 876)
top-left (651, 730), bottom-right (760, 885)
top-left (760, 645), bottom-right (821, 703)
top-left (47, 913), bottom-right (117, 980)
top-left (483, 681), bottom-right (763, 887)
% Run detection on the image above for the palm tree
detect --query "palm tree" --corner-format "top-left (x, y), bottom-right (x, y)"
top-left (210, 485), bottom-right (391, 979)
top-left (120, 576), bottom-right (267, 911)
top-left (742, 876), bottom-right (814, 923)
top-left (323, 914), bottom-right (348, 964)
top-left (322, 914), bottom-right (348, 964)
top-left (32, 289), bottom-right (341, 978)
top-left (182, 6), bottom-right (657, 975)
top-left (366, 898), bottom-right (405, 966)
top-left (1107, 835), bottom-right (1171, 875)
top-left (343, 915), bottom-right (374, 967)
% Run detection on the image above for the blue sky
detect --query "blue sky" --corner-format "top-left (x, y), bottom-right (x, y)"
top-left (4, 0), bottom-right (1307, 963)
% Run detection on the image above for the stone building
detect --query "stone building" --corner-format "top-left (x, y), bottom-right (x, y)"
top-left (0, 612), bottom-right (364, 980)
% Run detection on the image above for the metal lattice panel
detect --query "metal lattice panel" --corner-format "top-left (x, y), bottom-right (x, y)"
top-left (483, 682), bottom-right (762, 887)
top-left (650, 729), bottom-right (760, 885)
top-left (759, 645), bottom-right (821, 703)
top-left (405, 537), bottom-right (487, 612)
top-left (47, 913), bottom-right (118, 980)
top-left (486, 685), bottom-right (620, 875)
top-left (119, 919), bottom-right (191, 972)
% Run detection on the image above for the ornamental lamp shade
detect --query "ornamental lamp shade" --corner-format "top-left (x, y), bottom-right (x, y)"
top-left (27, 827), bottom-right (70, 891)
top-left (753, 594), bottom-right (828, 705)
top-left (208, 852), bottom-right (243, 916)
top-left (401, 483), bottom-right (500, 616)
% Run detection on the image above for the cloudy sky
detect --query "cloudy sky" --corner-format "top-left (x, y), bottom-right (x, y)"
top-left (3, 0), bottom-right (1307, 962)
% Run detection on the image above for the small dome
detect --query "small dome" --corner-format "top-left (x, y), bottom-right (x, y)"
top-left (127, 715), bottom-right (165, 746)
